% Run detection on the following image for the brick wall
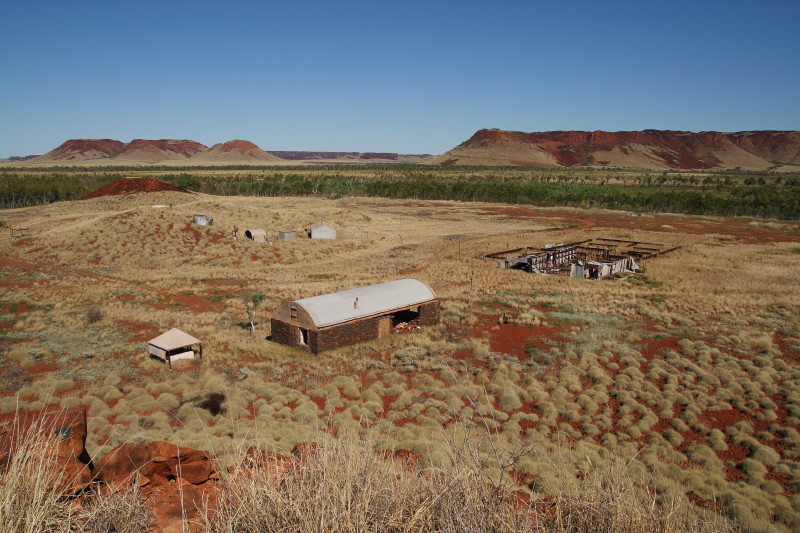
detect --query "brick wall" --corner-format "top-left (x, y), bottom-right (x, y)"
top-left (417, 301), bottom-right (439, 326)
top-left (270, 319), bottom-right (300, 349)
top-left (271, 300), bottom-right (440, 353)
top-left (314, 316), bottom-right (382, 352)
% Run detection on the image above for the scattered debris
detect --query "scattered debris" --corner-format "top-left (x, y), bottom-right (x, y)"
top-left (193, 214), bottom-right (213, 226)
top-left (9, 226), bottom-right (30, 239)
top-left (394, 320), bottom-right (422, 333)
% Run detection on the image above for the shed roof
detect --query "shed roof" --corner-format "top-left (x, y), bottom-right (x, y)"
top-left (293, 278), bottom-right (436, 328)
top-left (148, 328), bottom-right (202, 351)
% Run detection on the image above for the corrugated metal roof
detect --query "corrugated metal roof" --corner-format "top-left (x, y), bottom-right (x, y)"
top-left (294, 278), bottom-right (436, 328)
top-left (148, 328), bottom-right (202, 350)
top-left (245, 229), bottom-right (267, 241)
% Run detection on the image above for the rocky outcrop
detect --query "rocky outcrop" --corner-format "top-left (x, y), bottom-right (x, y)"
top-left (114, 139), bottom-right (208, 161)
top-left (195, 140), bottom-right (284, 162)
top-left (428, 128), bottom-right (800, 169)
top-left (36, 139), bottom-right (126, 162)
top-left (93, 441), bottom-right (218, 532)
top-left (0, 408), bottom-right (93, 494)
top-left (0, 409), bottom-right (220, 532)
top-left (93, 441), bottom-right (216, 491)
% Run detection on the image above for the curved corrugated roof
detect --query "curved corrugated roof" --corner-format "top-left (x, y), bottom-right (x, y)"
top-left (294, 278), bottom-right (436, 328)
top-left (245, 229), bottom-right (267, 241)
top-left (148, 328), bottom-right (202, 350)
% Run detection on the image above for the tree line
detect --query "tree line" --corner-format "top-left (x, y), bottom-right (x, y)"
top-left (0, 168), bottom-right (798, 219)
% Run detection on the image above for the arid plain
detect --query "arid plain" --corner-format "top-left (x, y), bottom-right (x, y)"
top-left (1, 182), bottom-right (799, 531)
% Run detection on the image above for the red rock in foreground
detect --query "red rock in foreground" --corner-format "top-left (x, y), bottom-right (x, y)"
top-left (428, 128), bottom-right (800, 169)
top-left (0, 408), bottom-right (93, 494)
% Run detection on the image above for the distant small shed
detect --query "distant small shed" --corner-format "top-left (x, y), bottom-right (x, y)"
top-left (193, 214), bottom-right (213, 226)
top-left (245, 229), bottom-right (267, 242)
top-left (278, 231), bottom-right (295, 241)
top-left (309, 221), bottom-right (336, 240)
top-left (148, 328), bottom-right (202, 367)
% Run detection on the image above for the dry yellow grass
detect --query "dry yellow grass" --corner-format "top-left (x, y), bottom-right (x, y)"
top-left (1, 190), bottom-right (799, 531)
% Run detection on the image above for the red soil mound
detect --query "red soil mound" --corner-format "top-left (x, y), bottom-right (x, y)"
top-left (82, 177), bottom-right (189, 199)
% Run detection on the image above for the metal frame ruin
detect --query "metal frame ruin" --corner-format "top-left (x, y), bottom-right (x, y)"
top-left (485, 238), bottom-right (680, 279)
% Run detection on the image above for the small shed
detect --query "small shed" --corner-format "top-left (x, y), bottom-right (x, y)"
top-left (148, 328), bottom-right (202, 367)
top-left (278, 231), bottom-right (295, 241)
top-left (271, 278), bottom-right (439, 353)
top-left (245, 229), bottom-right (267, 242)
top-left (193, 215), bottom-right (213, 226)
top-left (309, 222), bottom-right (336, 240)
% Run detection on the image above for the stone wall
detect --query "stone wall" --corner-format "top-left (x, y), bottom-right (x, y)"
top-left (314, 315), bottom-right (382, 353)
top-left (417, 301), bottom-right (439, 326)
top-left (270, 319), bottom-right (296, 349)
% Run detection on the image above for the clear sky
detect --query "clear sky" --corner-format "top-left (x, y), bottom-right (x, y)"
top-left (1, 1), bottom-right (798, 157)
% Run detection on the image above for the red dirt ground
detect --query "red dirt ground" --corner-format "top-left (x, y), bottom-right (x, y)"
top-left (398, 202), bottom-right (799, 244)
top-left (82, 178), bottom-right (190, 199)
top-left (474, 206), bottom-right (800, 244)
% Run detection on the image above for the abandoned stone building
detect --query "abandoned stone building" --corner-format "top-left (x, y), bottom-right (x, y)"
top-left (271, 278), bottom-right (439, 353)
top-left (487, 238), bottom-right (679, 279)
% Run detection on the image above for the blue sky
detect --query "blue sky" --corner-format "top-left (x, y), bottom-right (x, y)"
top-left (1, 1), bottom-right (798, 157)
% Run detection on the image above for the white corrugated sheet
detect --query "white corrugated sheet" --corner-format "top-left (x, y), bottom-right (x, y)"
top-left (148, 328), bottom-right (202, 351)
top-left (295, 278), bottom-right (435, 328)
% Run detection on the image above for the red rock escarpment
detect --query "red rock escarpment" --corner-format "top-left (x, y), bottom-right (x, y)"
top-left (429, 128), bottom-right (800, 169)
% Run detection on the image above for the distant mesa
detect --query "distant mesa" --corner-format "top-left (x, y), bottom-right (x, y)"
top-left (427, 128), bottom-right (800, 170)
top-left (267, 151), bottom-right (432, 162)
top-left (83, 177), bottom-right (190, 199)
top-left (0, 154), bottom-right (39, 162)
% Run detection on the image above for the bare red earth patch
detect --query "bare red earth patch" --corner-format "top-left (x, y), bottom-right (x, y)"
top-left (83, 178), bottom-right (190, 199)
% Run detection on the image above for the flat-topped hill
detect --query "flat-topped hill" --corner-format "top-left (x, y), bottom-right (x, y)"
top-left (427, 129), bottom-right (800, 170)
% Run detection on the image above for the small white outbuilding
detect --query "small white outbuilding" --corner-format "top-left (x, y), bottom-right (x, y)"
top-left (309, 221), bottom-right (336, 240)
top-left (244, 229), bottom-right (267, 242)
top-left (148, 328), bottom-right (202, 367)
